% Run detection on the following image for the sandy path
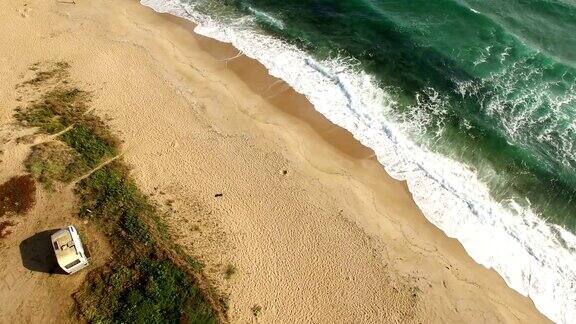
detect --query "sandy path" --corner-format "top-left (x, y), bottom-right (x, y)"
top-left (0, 0), bottom-right (549, 323)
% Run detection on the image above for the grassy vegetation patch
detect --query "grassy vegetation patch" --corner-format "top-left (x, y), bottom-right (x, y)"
top-left (15, 87), bottom-right (88, 134)
top-left (76, 163), bottom-right (152, 246)
top-left (25, 141), bottom-right (76, 188)
top-left (23, 61), bottom-right (69, 86)
top-left (16, 62), bottom-right (220, 323)
top-left (17, 80), bottom-right (118, 186)
top-left (75, 258), bottom-right (215, 324)
top-left (60, 124), bottom-right (117, 168)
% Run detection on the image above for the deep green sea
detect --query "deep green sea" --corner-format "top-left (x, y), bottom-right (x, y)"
top-left (143, 0), bottom-right (576, 322)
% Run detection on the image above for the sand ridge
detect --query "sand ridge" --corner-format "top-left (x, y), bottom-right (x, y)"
top-left (0, 0), bottom-right (549, 323)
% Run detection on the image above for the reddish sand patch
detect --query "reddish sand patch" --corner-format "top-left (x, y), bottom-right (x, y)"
top-left (0, 175), bottom-right (36, 217)
top-left (0, 220), bottom-right (15, 239)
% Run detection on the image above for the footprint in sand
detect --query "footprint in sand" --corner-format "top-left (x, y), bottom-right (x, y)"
top-left (17, 4), bottom-right (31, 18)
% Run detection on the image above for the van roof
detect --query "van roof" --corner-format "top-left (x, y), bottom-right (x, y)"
top-left (52, 228), bottom-right (82, 268)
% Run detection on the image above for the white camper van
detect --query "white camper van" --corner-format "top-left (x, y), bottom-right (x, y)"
top-left (51, 226), bottom-right (90, 274)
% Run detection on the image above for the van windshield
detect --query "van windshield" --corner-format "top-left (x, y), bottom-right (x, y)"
top-left (65, 259), bottom-right (81, 269)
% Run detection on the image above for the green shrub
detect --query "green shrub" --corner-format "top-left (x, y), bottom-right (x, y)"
top-left (25, 141), bottom-right (76, 188)
top-left (119, 259), bottom-right (214, 324)
top-left (122, 208), bottom-right (151, 243)
top-left (60, 124), bottom-right (117, 168)
top-left (18, 86), bottom-right (117, 185)
top-left (15, 87), bottom-right (88, 134)
top-left (76, 258), bottom-right (215, 324)
top-left (17, 62), bottom-right (219, 323)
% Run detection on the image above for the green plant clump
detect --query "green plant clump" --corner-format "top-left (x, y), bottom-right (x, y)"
top-left (25, 141), bottom-right (76, 188)
top-left (75, 259), bottom-right (215, 324)
top-left (18, 86), bottom-right (118, 184)
top-left (76, 164), bottom-right (152, 245)
top-left (15, 87), bottom-right (88, 134)
top-left (60, 124), bottom-right (117, 167)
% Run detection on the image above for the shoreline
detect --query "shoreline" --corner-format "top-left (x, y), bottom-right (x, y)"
top-left (0, 0), bottom-right (550, 322)
top-left (149, 2), bottom-right (576, 322)
top-left (141, 4), bottom-right (550, 322)
top-left (146, 2), bottom-right (576, 322)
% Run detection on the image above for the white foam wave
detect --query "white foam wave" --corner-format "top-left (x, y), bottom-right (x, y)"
top-left (140, 1), bottom-right (576, 322)
top-left (247, 6), bottom-right (285, 30)
top-left (458, 55), bottom-right (576, 173)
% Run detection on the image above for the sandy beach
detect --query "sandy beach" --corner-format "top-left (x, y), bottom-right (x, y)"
top-left (0, 0), bottom-right (550, 322)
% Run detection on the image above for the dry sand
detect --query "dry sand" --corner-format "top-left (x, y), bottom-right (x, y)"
top-left (0, 0), bottom-right (550, 323)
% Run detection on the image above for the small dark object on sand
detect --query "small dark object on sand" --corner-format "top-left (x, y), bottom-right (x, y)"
top-left (214, 193), bottom-right (223, 198)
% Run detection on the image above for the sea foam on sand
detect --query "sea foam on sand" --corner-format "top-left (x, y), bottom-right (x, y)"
top-left (141, 1), bottom-right (576, 322)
